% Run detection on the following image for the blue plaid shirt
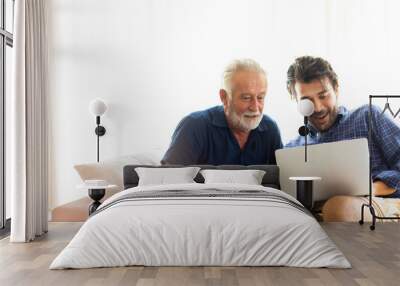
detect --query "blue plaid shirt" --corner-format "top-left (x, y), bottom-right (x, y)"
top-left (286, 105), bottom-right (400, 198)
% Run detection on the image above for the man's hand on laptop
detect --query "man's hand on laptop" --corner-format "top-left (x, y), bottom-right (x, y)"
top-left (373, 180), bottom-right (396, 197)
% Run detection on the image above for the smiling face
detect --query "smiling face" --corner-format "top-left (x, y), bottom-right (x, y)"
top-left (294, 77), bottom-right (339, 132)
top-left (220, 70), bottom-right (267, 132)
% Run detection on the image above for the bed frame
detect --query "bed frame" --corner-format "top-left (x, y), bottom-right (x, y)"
top-left (123, 165), bottom-right (280, 190)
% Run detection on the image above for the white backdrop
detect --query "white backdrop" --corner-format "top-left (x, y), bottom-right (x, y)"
top-left (47, 0), bottom-right (400, 208)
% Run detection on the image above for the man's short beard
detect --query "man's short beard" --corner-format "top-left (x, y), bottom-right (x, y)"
top-left (310, 105), bottom-right (339, 132)
top-left (226, 104), bottom-right (262, 132)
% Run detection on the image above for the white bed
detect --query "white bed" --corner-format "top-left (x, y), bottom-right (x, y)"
top-left (50, 183), bottom-right (350, 269)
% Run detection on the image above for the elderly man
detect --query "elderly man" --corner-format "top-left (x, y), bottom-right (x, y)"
top-left (285, 56), bottom-right (400, 221)
top-left (162, 59), bottom-right (283, 165)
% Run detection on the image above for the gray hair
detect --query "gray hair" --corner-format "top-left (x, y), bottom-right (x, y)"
top-left (222, 59), bottom-right (267, 96)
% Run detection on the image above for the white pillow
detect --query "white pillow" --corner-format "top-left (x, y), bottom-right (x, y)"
top-left (200, 169), bottom-right (266, 185)
top-left (135, 167), bottom-right (201, 186)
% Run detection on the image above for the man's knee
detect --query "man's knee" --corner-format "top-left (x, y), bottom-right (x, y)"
top-left (322, 195), bottom-right (371, 222)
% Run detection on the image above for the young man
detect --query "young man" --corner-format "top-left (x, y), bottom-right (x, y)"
top-left (162, 59), bottom-right (283, 165)
top-left (286, 56), bottom-right (400, 198)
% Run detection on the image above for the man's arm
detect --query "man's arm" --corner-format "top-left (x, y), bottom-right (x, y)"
top-left (373, 181), bottom-right (397, 196)
top-left (161, 115), bottom-right (205, 165)
top-left (268, 119), bottom-right (283, 164)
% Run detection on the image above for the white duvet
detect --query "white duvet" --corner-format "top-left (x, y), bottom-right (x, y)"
top-left (50, 183), bottom-right (351, 269)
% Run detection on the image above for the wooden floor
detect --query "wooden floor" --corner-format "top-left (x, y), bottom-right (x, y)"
top-left (0, 222), bottom-right (399, 286)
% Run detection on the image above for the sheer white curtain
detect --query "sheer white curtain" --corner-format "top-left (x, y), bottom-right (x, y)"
top-left (10, 0), bottom-right (48, 242)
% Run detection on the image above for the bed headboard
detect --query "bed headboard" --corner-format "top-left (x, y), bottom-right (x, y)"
top-left (123, 165), bottom-right (280, 190)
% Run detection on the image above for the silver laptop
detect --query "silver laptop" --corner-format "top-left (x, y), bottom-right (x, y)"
top-left (275, 138), bottom-right (369, 202)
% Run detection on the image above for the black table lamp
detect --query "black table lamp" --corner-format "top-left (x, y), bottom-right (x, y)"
top-left (89, 99), bottom-right (107, 162)
top-left (297, 99), bottom-right (315, 162)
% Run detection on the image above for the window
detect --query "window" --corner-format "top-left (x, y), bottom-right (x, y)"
top-left (0, 0), bottom-right (14, 235)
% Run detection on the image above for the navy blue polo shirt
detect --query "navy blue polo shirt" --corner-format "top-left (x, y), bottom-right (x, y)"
top-left (162, 106), bottom-right (283, 165)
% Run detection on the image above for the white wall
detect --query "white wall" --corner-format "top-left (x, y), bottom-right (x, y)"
top-left (48, 0), bottom-right (400, 208)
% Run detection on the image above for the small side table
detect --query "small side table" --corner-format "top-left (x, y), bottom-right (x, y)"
top-left (77, 183), bottom-right (117, 215)
top-left (289, 177), bottom-right (321, 211)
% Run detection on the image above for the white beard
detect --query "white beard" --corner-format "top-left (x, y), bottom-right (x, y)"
top-left (226, 105), bottom-right (263, 132)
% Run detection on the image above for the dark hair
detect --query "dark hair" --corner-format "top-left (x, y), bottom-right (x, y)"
top-left (286, 56), bottom-right (338, 99)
